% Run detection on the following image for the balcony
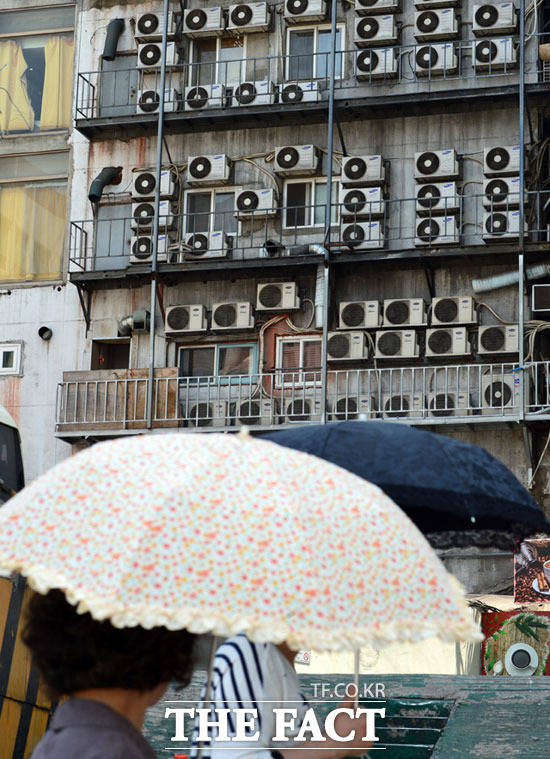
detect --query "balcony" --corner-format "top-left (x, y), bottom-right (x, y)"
top-left (55, 360), bottom-right (550, 440)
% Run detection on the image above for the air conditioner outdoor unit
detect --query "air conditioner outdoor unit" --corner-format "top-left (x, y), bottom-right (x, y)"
top-left (473, 2), bottom-right (517, 37)
top-left (341, 155), bottom-right (386, 186)
top-left (184, 232), bottom-right (231, 259)
top-left (483, 145), bottom-right (522, 176)
top-left (483, 176), bottom-right (521, 209)
top-left (235, 188), bottom-right (278, 217)
top-left (183, 7), bottom-right (226, 37)
top-left (135, 11), bottom-right (178, 42)
top-left (415, 216), bottom-right (460, 246)
top-left (256, 282), bottom-right (300, 311)
top-left (187, 401), bottom-right (227, 428)
top-left (478, 324), bottom-right (519, 354)
top-left (355, 48), bottom-right (398, 80)
top-left (382, 393), bottom-right (424, 418)
top-left (342, 221), bottom-right (385, 249)
top-left (137, 42), bottom-right (178, 70)
top-left (235, 398), bottom-right (279, 426)
top-left (284, 0), bottom-right (326, 24)
top-left (165, 305), bottom-right (207, 335)
top-left (327, 331), bottom-right (369, 361)
top-left (415, 43), bottom-right (457, 75)
top-left (474, 37), bottom-right (517, 70)
top-left (532, 284), bottom-right (550, 313)
top-left (228, 3), bottom-right (271, 33)
top-left (431, 296), bottom-right (477, 325)
top-left (339, 186), bottom-right (385, 219)
top-left (137, 88), bottom-right (180, 114)
top-left (211, 302), bottom-right (255, 330)
top-left (186, 154), bottom-right (231, 186)
top-left (414, 9), bottom-right (458, 41)
top-left (481, 369), bottom-right (522, 415)
top-left (383, 298), bottom-right (426, 327)
top-left (355, 0), bottom-right (400, 15)
top-left (415, 149), bottom-right (459, 181)
top-left (184, 84), bottom-right (225, 110)
top-left (131, 200), bottom-right (176, 231)
top-left (274, 145), bottom-right (319, 176)
top-left (415, 181), bottom-right (459, 215)
top-left (354, 15), bottom-right (398, 47)
top-left (132, 169), bottom-right (177, 200)
top-left (428, 392), bottom-right (471, 417)
top-left (425, 327), bottom-right (470, 357)
top-left (129, 234), bottom-right (171, 264)
top-left (280, 81), bottom-right (320, 104)
top-left (375, 330), bottom-right (420, 358)
top-left (331, 396), bottom-right (377, 421)
top-left (285, 397), bottom-right (322, 423)
top-left (233, 80), bottom-right (275, 106)
top-left (482, 210), bottom-right (522, 241)
top-left (339, 300), bottom-right (381, 329)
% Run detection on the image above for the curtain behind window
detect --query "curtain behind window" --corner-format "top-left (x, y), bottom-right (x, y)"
top-left (40, 35), bottom-right (73, 129)
top-left (0, 41), bottom-right (34, 132)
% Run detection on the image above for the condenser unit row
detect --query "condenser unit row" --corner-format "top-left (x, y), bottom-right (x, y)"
top-left (181, 4), bottom-right (272, 38)
top-left (337, 296), bottom-right (477, 330)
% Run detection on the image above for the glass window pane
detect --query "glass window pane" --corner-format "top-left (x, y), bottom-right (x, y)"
top-left (2, 350), bottom-right (14, 368)
top-left (187, 193), bottom-right (211, 234)
top-left (288, 31), bottom-right (314, 81)
top-left (192, 39), bottom-right (216, 86)
top-left (0, 7), bottom-right (75, 34)
top-left (219, 37), bottom-right (243, 84)
top-left (313, 181), bottom-right (338, 225)
top-left (317, 29), bottom-right (343, 79)
top-left (179, 347), bottom-right (215, 378)
top-left (0, 152), bottom-right (68, 180)
top-left (281, 341), bottom-right (301, 370)
top-left (303, 340), bottom-right (322, 368)
top-left (214, 192), bottom-right (236, 234)
top-left (218, 346), bottom-right (254, 376)
top-left (285, 182), bottom-right (309, 228)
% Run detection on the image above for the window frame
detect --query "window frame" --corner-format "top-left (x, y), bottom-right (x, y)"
top-left (0, 342), bottom-right (22, 376)
top-left (285, 23), bottom-right (346, 82)
top-left (282, 177), bottom-right (340, 230)
top-left (0, 4), bottom-right (75, 39)
top-left (90, 337), bottom-right (132, 371)
top-left (188, 35), bottom-right (247, 88)
top-left (275, 334), bottom-right (323, 387)
top-left (178, 341), bottom-right (259, 385)
top-left (184, 186), bottom-right (242, 238)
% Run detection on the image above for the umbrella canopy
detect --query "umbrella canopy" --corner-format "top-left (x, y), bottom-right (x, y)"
top-left (263, 421), bottom-right (549, 546)
top-left (0, 433), bottom-right (480, 650)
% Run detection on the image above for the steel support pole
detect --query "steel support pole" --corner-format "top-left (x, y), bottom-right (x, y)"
top-left (146, 0), bottom-right (170, 429)
top-left (518, 0), bottom-right (526, 421)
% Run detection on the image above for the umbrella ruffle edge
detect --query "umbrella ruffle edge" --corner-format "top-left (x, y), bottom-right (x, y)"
top-left (3, 562), bottom-right (483, 650)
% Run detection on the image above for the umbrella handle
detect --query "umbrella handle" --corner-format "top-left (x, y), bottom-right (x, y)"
top-left (197, 635), bottom-right (218, 759)
top-left (353, 648), bottom-right (360, 709)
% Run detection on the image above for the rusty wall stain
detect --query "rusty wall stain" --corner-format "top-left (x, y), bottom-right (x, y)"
top-left (0, 377), bottom-right (21, 425)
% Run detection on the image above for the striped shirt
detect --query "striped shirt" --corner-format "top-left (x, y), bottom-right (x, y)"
top-left (190, 634), bottom-right (308, 759)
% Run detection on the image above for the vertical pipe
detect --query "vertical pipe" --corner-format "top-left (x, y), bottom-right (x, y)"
top-left (518, 0), bottom-right (525, 421)
top-left (147, 0), bottom-right (170, 429)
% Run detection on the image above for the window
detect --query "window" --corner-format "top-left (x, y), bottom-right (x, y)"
top-left (286, 26), bottom-right (344, 81)
top-left (190, 37), bottom-right (245, 86)
top-left (186, 189), bottom-right (238, 236)
top-left (276, 335), bottom-right (322, 384)
top-left (283, 179), bottom-right (339, 229)
top-left (0, 343), bottom-right (21, 375)
top-left (0, 6), bottom-right (75, 133)
top-left (0, 151), bottom-right (68, 283)
top-left (91, 339), bottom-right (130, 370)
top-left (179, 343), bottom-right (258, 382)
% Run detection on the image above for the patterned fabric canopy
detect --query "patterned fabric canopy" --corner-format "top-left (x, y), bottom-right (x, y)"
top-left (0, 433), bottom-right (480, 650)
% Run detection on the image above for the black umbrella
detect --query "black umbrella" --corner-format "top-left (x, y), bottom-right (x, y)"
top-left (263, 421), bottom-right (550, 549)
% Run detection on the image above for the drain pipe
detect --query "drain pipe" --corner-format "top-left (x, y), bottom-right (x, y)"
top-left (473, 263), bottom-right (550, 292)
top-left (518, 0), bottom-right (526, 422)
top-left (310, 246), bottom-right (330, 424)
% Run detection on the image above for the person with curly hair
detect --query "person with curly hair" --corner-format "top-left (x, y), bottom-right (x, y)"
top-left (23, 589), bottom-right (196, 759)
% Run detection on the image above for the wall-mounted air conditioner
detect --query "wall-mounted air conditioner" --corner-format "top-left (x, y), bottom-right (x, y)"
top-left (184, 84), bottom-right (225, 110)
top-left (137, 42), bottom-right (178, 70)
top-left (132, 169), bottom-right (177, 200)
top-left (211, 302), bottom-right (255, 330)
top-left (129, 234), bottom-right (171, 264)
top-left (327, 331), bottom-right (369, 361)
top-left (431, 296), bottom-right (477, 325)
top-left (280, 81), bottom-right (320, 104)
top-left (235, 398), bottom-right (279, 426)
top-left (131, 199), bottom-right (175, 231)
top-left (425, 327), bottom-right (470, 357)
top-left (428, 392), bottom-right (470, 417)
top-left (228, 3), bottom-right (271, 33)
top-left (375, 330), bottom-right (420, 358)
top-left (137, 88), bottom-right (180, 114)
top-left (355, 0), bottom-right (400, 15)
top-left (339, 300), bottom-right (381, 329)
top-left (186, 154), bottom-right (231, 186)
top-left (415, 149), bottom-right (459, 181)
top-left (482, 210), bottom-right (522, 241)
top-left (481, 369), bottom-right (522, 415)
top-left (483, 145), bottom-right (523, 176)
top-left (415, 181), bottom-right (459, 215)
top-left (474, 37), bottom-right (517, 70)
top-left (414, 9), bottom-right (458, 41)
top-left (355, 48), bottom-right (398, 80)
top-left (383, 298), bottom-right (427, 327)
top-left (415, 43), bottom-right (457, 75)
top-left (274, 145), bottom-right (319, 176)
top-left (473, 2), bottom-right (517, 37)
top-left (341, 155), bottom-right (386, 186)
top-left (342, 221), bottom-right (385, 249)
top-left (183, 7), bottom-right (226, 37)
top-left (184, 231), bottom-right (231, 258)
top-left (415, 216), bottom-right (460, 246)
top-left (233, 80), bottom-right (275, 106)
top-left (339, 186), bottom-right (385, 219)
top-left (256, 282), bottom-right (300, 311)
top-left (235, 188), bottom-right (278, 217)
top-left (284, 0), bottom-right (326, 24)
top-left (354, 15), bottom-right (398, 47)
top-left (187, 401), bottom-right (227, 427)
top-left (331, 396), bottom-right (377, 420)
top-left (382, 393), bottom-right (424, 418)
top-left (135, 11), bottom-right (178, 42)
top-left (165, 305), bottom-right (207, 335)
top-left (285, 397), bottom-right (322, 423)
top-left (478, 324), bottom-right (519, 354)
top-left (483, 176), bottom-right (521, 209)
